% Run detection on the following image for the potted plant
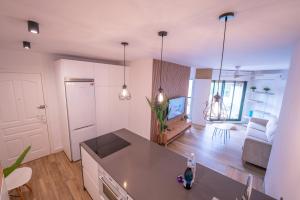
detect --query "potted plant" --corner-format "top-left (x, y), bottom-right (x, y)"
top-left (146, 97), bottom-right (168, 145)
top-left (250, 86), bottom-right (256, 92)
top-left (263, 87), bottom-right (271, 93)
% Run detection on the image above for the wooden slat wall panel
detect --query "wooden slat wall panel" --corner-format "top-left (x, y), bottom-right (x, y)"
top-left (0, 164), bottom-right (3, 194)
top-left (150, 59), bottom-right (190, 142)
top-left (195, 68), bottom-right (212, 79)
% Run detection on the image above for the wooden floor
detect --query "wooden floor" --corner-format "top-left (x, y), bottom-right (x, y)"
top-left (167, 124), bottom-right (266, 192)
top-left (10, 152), bottom-right (91, 200)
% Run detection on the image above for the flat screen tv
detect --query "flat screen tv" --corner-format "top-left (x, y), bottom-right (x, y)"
top-left (167, 97), bottom-right (186, 120)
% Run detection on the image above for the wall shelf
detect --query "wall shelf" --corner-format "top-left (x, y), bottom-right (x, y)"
top-left (253, 91), bottom-right (275, 95)
top-left (247, 99), bottom-right (264, 104)
top-left (254, 109), bottom-right (272, 116)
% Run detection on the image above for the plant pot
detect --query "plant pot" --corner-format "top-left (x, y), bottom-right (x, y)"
top-left (157, 133), bottom-right (167, 145)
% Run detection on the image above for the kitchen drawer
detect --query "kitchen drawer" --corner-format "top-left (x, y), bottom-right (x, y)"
top-left (81, 147), bottom-right (98, 180)
top-left (81, 147), bottom-right (100, 200)
top-left (83, 168), bottom-right (100, 200)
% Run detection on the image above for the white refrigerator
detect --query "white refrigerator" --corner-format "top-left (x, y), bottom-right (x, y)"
top-left (65, 81), bottom-right (97, 161)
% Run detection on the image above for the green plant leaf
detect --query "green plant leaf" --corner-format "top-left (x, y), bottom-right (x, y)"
top-left (145, 97), bottom-right (169, 134)
top-left (3, 146), bottom-right (31, 177)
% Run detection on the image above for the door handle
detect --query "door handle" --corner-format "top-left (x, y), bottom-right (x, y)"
top-left (37, 105), bottom-right (47, 109)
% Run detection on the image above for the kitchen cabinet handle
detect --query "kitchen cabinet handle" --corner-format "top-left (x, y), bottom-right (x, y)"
top-left (37, 105), bottom-right (47, 109)
top-left (73, 124), bottom-right (94, 131)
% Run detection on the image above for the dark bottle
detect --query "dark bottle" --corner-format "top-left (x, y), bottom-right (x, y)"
top-left (183, 167), bottom-right (193, 190)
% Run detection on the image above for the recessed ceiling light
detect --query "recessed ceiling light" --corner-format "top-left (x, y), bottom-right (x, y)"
top-left (27, 20), bottom-right (39, 34)
top-left (23, 41), bottom-right (31, 49)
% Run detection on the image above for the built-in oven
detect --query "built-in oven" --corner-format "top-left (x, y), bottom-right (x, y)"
top-left (99, 166), bottom-right (127, 200)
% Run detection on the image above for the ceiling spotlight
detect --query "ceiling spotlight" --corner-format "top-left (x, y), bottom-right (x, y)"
top-left (23, 41), bottom-right (31, 49)
top-left (27, 20), bottom-right (39, 34)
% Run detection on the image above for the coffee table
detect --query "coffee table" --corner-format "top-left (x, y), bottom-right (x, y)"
top-left (211, 123), bottom-right (234, 144)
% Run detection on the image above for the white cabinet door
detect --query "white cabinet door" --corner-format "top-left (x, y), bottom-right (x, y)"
top-left (65, 82), bottom-right (96, 130)
top-left (71, 125), bottom-right (96, 161)
top-left (0, 73), bottom-right (50, 167)
top-left (61, 60), bottom-right (95, 79)
top-left (94, 64), bottom-right (129, 135)
top-left (81, 147), bottom-right (100, 200)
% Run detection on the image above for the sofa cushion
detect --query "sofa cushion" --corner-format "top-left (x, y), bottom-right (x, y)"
top-left (266, 118), bottom-right (278, 143)
top-left (247, 127), bottom-right (268, 142)
top-left (248, 122), bottom-right (266, 132)
top-left (242, 137), bottom-right (272, 168)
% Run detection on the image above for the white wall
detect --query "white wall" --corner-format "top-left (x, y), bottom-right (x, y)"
top-left (0, 49), bottom-right (62, 153)
top-left (264, 42), bottom-right (300, 199)
top-left (191, 79), bottom-right (211, 126)
top-left (128, 59), bottom-right (153, 140)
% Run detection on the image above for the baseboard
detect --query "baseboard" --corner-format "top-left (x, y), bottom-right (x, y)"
top-left (52, 146), bottom-right (64, 153)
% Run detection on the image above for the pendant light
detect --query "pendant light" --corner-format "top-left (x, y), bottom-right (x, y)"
top-left (156, 31), bottom-right (168, 104)
top-left (203, 12), bottom-right (234, 121)
top-left (119, 42), bottom-right (131, 100)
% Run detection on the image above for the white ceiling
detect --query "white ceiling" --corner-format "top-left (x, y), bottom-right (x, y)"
top-left (0, 0), bottom-right (299, 70)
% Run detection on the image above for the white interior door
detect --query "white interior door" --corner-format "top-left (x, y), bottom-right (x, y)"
top-left (0, 73), bottom-right (50, 167)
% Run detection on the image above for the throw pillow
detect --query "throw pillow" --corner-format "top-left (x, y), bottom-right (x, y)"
top-left (248, 122), bottom-right (266, 132)
top-left (266, 119), bottom-right (278, 143)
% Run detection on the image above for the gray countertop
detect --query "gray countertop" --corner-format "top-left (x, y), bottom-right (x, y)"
top-left (81, 129), bottom-right (274, 200)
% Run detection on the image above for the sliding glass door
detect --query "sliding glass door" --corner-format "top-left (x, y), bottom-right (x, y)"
top-left (209, 80), bottom-right (247, 121)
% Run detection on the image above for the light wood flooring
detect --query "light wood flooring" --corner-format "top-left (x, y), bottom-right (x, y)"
top-left (167, 124), bottom-right (266, 192)
top-left (10, 152), bottom-right (91, 200)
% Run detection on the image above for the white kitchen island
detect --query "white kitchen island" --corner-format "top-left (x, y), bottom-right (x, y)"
top-left (80, 129), bottom-right (274, 200)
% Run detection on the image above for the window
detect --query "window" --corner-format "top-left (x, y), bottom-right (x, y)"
top-left (209, 80), bottom-right (247, 121)
top-left (186, 80), bottom-right (193, 118)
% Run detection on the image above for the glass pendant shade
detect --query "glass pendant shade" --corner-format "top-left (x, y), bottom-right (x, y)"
top-left (203, 12), bottom-right (234, 121)
top-left (119, 42), bottom-right (131, 100)
top-left (157, 31), bottom-right (168, 104)
top-left (203, 92), bottom-right (228, 121)
top-left (119, 84), bottom-right (131, 100)
top-left (156, 87), bottom-right (166, 103)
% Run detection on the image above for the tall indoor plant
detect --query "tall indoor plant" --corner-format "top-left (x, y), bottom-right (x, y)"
top-left (146, 97), bottom-right (168, 144)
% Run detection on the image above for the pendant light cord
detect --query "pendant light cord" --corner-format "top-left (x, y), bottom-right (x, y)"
top-left (159, 35), bottom-right (164, 89)
top-left (123, 44), bottom-right (126, 86)
top-left (217, 16), bottom-right (228, 92)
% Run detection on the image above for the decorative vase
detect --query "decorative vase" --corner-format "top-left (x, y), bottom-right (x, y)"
top-left (157, 133), bottom-right (167, 145)
top-left (263, 87), bottom-right (270, 93)
top-left (250, 87), bottom-right (256, 92)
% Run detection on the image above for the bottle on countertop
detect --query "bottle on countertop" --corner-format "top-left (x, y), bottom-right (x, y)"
top-left (183, 167), bottom-right (193, 190)
top-left (183, 153), bottom-right (196, 189)
top-left (187, 153), bottom-right (196, 182)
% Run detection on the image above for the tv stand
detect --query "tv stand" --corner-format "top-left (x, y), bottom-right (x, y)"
top-left (164, 118), bottom-right (191, 145)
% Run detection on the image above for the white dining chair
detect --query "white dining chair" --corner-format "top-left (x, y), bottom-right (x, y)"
top-left (5, 167), bottom-right (32, 200)
top-left (241, 174), bottom-right (253, 200)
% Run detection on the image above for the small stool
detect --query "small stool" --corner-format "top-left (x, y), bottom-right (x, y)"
top-left (211, 123), bottom-right (233, 144)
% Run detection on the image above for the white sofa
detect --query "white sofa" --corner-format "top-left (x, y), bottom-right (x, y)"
top-left (242, 117), bottom-right (278, 169)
